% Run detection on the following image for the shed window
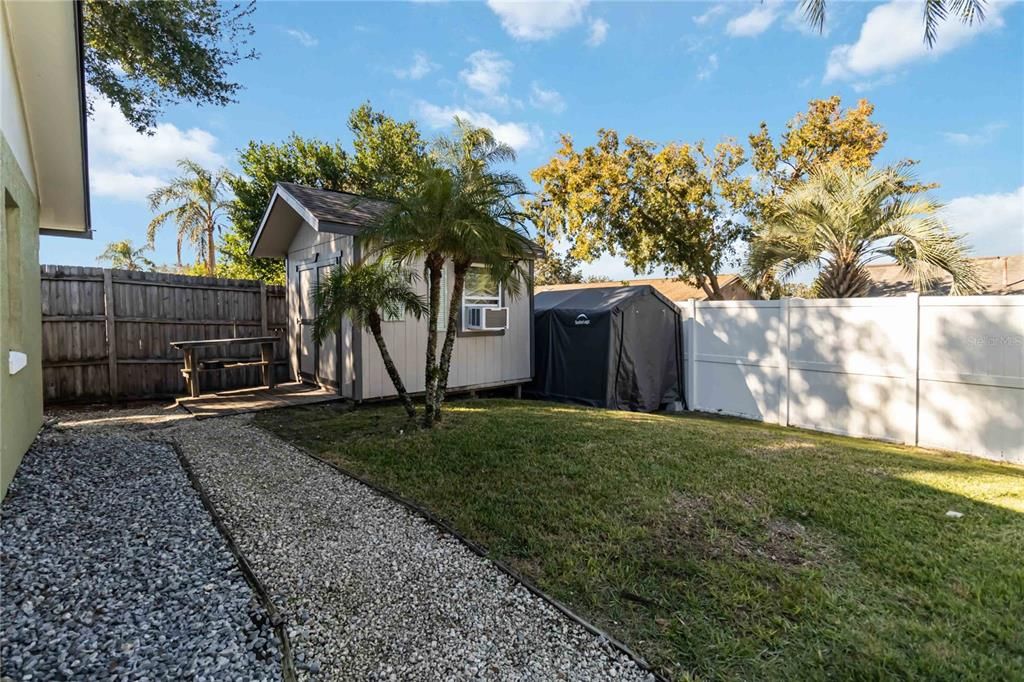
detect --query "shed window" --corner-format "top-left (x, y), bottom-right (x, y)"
top-left (462, 264), bottom-right (505, 331)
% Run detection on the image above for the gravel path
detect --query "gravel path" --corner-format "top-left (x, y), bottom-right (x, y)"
top-left (0, 427), bottom-right (281, 680)
top-left (169, 414), bottom-right (654, 681)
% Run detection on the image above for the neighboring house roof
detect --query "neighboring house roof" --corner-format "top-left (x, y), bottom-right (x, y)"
top-left (866, 255), bottom-right (1024, 296)
top-left (536, 274), bottom-right (751, 301)
top-left (250, 182), bottom-right (543, 259)
top-left (1, 0), bottom-right (90, 237)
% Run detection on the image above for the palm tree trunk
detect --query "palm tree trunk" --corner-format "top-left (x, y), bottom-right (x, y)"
top-left (816, 258), bottom-right (873, 298)
top-left (433, 260), bottom-right (469, 422)
top-left (422, 253), bottom-right (444, 428)
top-left (368, 313), bottom-right (416, 419)
top-left (206, 220), bottom-right (216, 276)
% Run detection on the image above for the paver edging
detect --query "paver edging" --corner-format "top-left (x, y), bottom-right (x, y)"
top-left (171, 441), bottom-right (299, 682)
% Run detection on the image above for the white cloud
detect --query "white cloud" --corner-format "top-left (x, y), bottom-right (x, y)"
top-left (460, 50), bottom-right (513, 105)
top-left (783, 3), bottom-right (833, 36)
top-left (693, 4), bottom-right (726, 26)
top-left (487, 0), bottom-right (589, 41)
top-left (825, 0), bottom-right (1004, 82)
top-left (394, 52), bottom-right (438, 80)
top-left (414, 101), bottom-right (542, 151)
top-left (586, 18), bottom-right (609, 46)
top-left (942, 122), bottom-right (1007, 147)
top-left (726, 0), bottom-right (782, 37)
top-left (697, 53), bottom-right (719, 81)
top-left (284, 28), bottom-right (318, 47)
top-left (529, 82), bottom-right (566, 113)
top-left (942, 186), bottom-right (1024, 255)
top-left (88, 95), bottom-right (225, 202)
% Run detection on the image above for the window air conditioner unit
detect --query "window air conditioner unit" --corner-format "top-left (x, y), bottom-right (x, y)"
top-left (465, 306), bottom-right (508, 331)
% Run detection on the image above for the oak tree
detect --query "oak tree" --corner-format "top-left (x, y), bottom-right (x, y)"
top-left (83, 0), bottom-right (257, 133)
top-left (528, 130), bottom-right (754, 299)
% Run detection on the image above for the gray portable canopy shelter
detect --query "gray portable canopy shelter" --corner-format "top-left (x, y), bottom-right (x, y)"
top-left (528, 285), bottom-right (684, 411)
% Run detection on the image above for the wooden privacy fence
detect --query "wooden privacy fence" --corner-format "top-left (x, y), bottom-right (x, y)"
top-left (40, 265), bottom-right (290, 403)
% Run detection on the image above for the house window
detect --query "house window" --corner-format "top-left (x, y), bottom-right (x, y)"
top-left (462, 264), bottom-right (504, 331)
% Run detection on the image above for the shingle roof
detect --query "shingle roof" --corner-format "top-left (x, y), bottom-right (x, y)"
top-left (866, 255), bottom-right (1024, 296)
top-left (254, 182), bottom-right (543, 259)
top-left (276, 182), bottom-right (394, 229)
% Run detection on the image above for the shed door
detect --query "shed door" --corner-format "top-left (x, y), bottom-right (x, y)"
top-left (316, 263), bottom-right (338, 383)
top-left (297, 267), bottom-right (317, 380)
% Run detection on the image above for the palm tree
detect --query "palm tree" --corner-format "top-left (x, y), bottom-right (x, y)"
top-left (799, 0), bottom-right (988, 47)
top-left (96, 240), bottom-right (155, 271)
top-left (313, 260), bottom-right (427, 419)
top-left (147, 160), bottom-right (232, 276)
top-left (748, 163), bottom-right (981, 299)
top-left (363, 120), bottom-right (532, 427)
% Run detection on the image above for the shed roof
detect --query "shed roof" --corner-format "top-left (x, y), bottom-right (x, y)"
top-left (249, 183), bottom-right (393, 258)
top-left (535, 284), bottom-right (677, 314)
top-left (250, 182), bottom-right (544, 259)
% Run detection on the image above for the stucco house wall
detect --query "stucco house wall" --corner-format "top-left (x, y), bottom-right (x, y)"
top-left (1, 134), bottom-right (42, 496)
top-left (1, 2), bottom-right (90, 498)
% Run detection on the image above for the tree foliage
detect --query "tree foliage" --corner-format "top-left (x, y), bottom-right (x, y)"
top-left (363, 119), bottom-right (532, 427)
top-left (533, 235), bottom-right (583, 286)
top-left (147, 159), bottom-right (232, 276)
top-left (83, 0), bottom-right (257, 133)
top-left (748, 163), bottom-right (980, 298)
top-left (220, 104), bottom-right (426, 284)
top-left (96, 240), bottom-right (155, 271)
top-left (313, 260), bottom-right (427, 418)
top-left (749, 97), bottom-right (888, 217)
top-left (528, 130), bottom-right (754, 299)
top-left (746, 97), bottom-right (934, 297)
top-left (221, 136), bottom-right (350, 284)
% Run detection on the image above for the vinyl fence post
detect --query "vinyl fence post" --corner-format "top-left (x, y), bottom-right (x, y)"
top-left (687, 298), bottom-right (698, 411)
top-left (908, 292), bottom-right (920, 447)
top-left (779, 298), bottom-right (790, 426)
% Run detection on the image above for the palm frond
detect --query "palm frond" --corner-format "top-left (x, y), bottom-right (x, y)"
top-left (748, 162), bottom-right (979, 298)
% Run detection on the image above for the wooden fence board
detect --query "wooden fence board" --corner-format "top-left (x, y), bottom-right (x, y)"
top-left (40, 265), bottom-right (290, 403)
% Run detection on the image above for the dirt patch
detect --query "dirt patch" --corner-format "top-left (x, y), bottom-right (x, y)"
top-left (659, 492), bottom-right (833, 568)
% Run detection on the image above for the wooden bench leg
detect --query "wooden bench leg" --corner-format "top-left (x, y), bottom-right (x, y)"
top-left (261, 342), bottom-right (275, 390)
top-left (185, 349), bottom-right (200, 398)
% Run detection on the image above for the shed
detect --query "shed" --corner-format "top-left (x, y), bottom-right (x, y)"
top-left (528, 285), bottom-right (684, 411)
top-left (249, 182), bottom-right (539, 401)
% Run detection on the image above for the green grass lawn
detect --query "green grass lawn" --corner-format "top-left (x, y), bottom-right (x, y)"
top-left (256, 399), bottom-right (1024, 680)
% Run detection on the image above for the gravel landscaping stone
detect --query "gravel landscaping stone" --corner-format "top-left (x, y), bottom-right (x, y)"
top-left (167, 414), bottom-right (655, 681)
top-left (14, 405), bottom-right (655, 680)
top-left (0, 426), bottom-right (281, 681)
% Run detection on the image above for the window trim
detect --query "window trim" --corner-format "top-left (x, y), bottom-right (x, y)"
top-left (461, 264), bottom-right (506, 334)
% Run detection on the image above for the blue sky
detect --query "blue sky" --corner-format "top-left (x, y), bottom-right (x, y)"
top-left (44, 0), bottom-right (1024, 280)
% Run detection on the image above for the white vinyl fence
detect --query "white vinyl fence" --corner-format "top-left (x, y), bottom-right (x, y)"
top-left (680, 295), bottom-right (1023, 464)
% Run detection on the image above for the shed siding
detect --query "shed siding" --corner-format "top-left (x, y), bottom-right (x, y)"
top-left (281, 221), bottom-right (532, 401)
top-left (359, 258), bottom-right (532, 400)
